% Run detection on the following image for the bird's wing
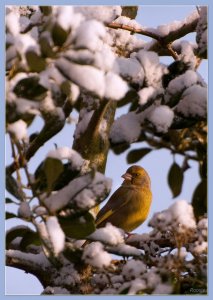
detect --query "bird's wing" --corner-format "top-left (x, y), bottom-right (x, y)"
top-left (96, 187), bottom-right (130, 226)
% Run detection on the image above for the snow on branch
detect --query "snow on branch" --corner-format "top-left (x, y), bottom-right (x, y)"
top-left (107, 9), bottom-right (199, 59)
top-left (6, 249), bottom-right (50, 273)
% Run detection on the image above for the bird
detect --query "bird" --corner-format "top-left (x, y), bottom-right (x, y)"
top-left (95, 165), bottom-right (152, 232)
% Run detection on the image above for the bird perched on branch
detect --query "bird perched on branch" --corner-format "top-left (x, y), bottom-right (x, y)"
top-left (95, 165), bottom-right (152, 232)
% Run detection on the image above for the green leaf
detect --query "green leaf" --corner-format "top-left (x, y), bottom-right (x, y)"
top-left (121, 6), bottom-right (138, 19)
top-left (168, 162), bottom-right (184, 198)
top-left (127, 148), bottom-right (152, 164)
top-left (20, 231), bottom-right (41, 251)
top-left (52, 23), bottom-right (68, 46)
top-left (6, 212), bottom-right (18, 219)
top-left (111, 143), bottom-right (130, 155)
top-left (13, 76), bottom-right (47, 100)
top-left (26, 50), bottom-right (46, 72)
top-left (63, 247), bottom-right (82, 264)
top-left (39, 6), bottom-right (52, 15)
top-left (43, 158), bottom-right (64, 193)
top-left (39, 34), bottom-right (55, 58)
top-left (192, 179), bottom-right (207, 220)
top-left (58, 212), bottom-right (95, 239)
top-left (6, 172), bottom-right (22, 200)
top-left (6, 226), bottom-right (33, 249)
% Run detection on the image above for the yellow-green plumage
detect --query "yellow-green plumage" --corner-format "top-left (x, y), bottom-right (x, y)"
top-left (96, 165), bottom-right (152, 232)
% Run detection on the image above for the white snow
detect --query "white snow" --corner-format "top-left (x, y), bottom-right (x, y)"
top-left (128, 278), bottom-right (146, 295)
top-left (16, 33), bottom-right (39, 54)
top-left (170, 200), bottom-right (196, 230)
top-left (122, 260), bottom-right (146, 280)
top-left (43, 173), bottom-right (93, 212)
top-left (83, 242), bottom-right (112, 268)
top-left (113, 56), bottom-right (144, 85)
top-left (88, 223), bottom-right (124, 245)
top-left (104, 72), bottom-right (129, 100)
top-left (166, 70), bottom-right (199, 97)
top-left (113, 16), bottom-right (142, 30)
top-left (94, 45), bottom-right (115, 72)
top-left (46, 147), bottom-right (84, 169)
top-left (14, 97), bottom-right (40, 116)
top-left (136, 50), bottom-right (166, 87)
top-left (6, 10), bottom-right (20, 35)
top-left (39, 64), bottom-right (65, 89)
top-left (153, 283), bottom-right (173, 294)
top-left (136, 49), bottom-right (159, 67)
top-left (44, 172), bottom-right (111, 213)
top-left (74, 20), bottom-right (106, 51)
top-left (42, 286), bottom-right (70, 295)
top-left (19, 16), bottom-right (30, 31)
top-left (192, 241), bottom-right (207, 255)
top-left (110, 112), bottom-right (142, 144)
top-left (6, 249), bottom-right (50, 269)
top-left (7, 119), bottom-right (28, 141)
top-left (149, 200), bottom-right (196, 233)
top-left (180, 41), bottom-right (197, 69)
top-left (55, 6), bottom-right (75, 31)
top-left (147, 105), bottom-right (174, 132)
top-left (106, 24), bottom-right (145, 54)
top-left (155, 10), bottom-right (199, 37)
top-left (40, 94), bottom-right (65, 121)
top-left (52, 264), bottom-right (80, 286)
top-left (6, 72), bottom-right (27, 94)
top-left (138, 86), bottom-right (157, 105)
top-left (46, 216), bottom-right (65, 255)
top-left (144, 269), bottom-right (162, 289)
top-left (74, 6), bottom-right (121, 23)
top-left (30, 10), bottom-right (42, 24)
top-left (113, 244), bottom-right (142, 257)
top-left (56, 58), bottom-right (106, 98)
top-left (70, 83), bottom-right (80, 103)
top-left (198, 217), bottom-right (208, 238)
top-left (176, 85), bottom-right (207, 117)
top-left (74, 189), bottom-right (96, 209)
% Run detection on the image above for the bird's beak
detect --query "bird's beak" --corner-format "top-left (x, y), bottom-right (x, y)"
top-left (122, 172), bottom-right (132, 181)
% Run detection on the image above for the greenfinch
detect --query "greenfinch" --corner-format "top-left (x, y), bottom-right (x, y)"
top-left (95, 165), bottom-right (152, 232)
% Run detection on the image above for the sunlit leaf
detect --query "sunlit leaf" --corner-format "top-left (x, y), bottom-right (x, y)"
top-left (52, 23), bottom-right (68, 46)
top-left (26, 50), bottom-right (46, 72)
top-left (43, 158), bottom-right (64, 193)
top-left (39, 34), bottom-right (55, 58)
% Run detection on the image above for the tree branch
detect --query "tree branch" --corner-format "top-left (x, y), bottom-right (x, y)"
top-left (6, 249), bottom-right (51, 287)
top-left (106, 11), bottom-right (199, 59)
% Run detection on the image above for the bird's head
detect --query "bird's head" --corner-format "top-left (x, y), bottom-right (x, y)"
top-left (122, 165), bottom-right (151, 187)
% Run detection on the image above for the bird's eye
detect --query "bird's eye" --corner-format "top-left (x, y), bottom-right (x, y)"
top-left (135, 173), bottom-right (140, 177)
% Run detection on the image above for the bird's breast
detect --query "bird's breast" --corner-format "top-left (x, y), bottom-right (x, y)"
top-left (120, 186), bottom-right (152, 231)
